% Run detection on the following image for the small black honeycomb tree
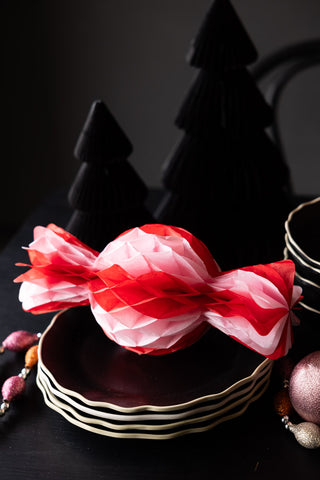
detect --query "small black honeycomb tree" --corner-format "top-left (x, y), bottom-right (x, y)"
top-left (66, 100), bottom-right (154, 251)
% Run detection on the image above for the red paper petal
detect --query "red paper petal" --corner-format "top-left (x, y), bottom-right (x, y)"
top-left (46, 224), bottom-right (99, 256)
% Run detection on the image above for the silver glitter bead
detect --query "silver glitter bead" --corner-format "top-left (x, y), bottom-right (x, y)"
top-left (18, 367), bottom-right (30, 380)
top-left (282, 415), bottom-right (290, 426)
top-left (288, 422), bottom-right (320, 449)
top-left (0, 401), bottom-right (9, 416)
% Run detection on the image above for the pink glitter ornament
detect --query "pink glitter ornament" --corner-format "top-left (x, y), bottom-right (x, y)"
top-left (2, 376), bottom-right (26, 402)
top-left (289, 351), bottom-right (320, 424)
top-left (2, 330), bottom-right (39, 352)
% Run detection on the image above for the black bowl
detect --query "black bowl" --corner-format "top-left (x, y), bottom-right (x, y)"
top-left (285, 242), bottom-right (320, 286)
top-left (285, 197), bottom-right (320, 269)
top-left (284, 247), bottom-right (320, 314)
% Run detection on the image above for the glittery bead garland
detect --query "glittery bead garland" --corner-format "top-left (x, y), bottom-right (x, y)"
top-left (274, 357), bottom-right (320, 449)
top-left (0, 331), bottom-right (41, 416)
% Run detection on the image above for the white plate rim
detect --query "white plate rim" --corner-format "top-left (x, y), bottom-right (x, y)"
top-left (37, 359), bottom-right (272, 423)
top-left (285, 196), bottom-right (320, 267)
top-left (36, 372), bottom-right (270, 440)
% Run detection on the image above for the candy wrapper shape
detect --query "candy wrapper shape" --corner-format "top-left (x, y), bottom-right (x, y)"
top-left (15, 224), bottom-right (302, 359)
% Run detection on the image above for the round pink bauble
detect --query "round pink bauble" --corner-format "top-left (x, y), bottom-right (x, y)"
top-left (289, 351), bottom-right (320, 424)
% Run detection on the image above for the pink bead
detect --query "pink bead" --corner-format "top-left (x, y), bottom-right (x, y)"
top-left (2, 376), bottom-right (26, 402)
top-left (2, 330), bottom-right (39, 352)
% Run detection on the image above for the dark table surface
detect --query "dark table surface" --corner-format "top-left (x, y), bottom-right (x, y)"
top-left (1, 190), bottom-right (320, 480)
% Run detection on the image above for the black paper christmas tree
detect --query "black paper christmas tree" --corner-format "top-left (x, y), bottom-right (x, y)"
top-left (66, 100), bottom-right (154, 251)
top-left (156, 0), bottom-right (291, 269)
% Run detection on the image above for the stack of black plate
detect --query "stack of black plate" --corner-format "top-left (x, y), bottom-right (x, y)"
top-left (37, 307), bottom-right (272, 439)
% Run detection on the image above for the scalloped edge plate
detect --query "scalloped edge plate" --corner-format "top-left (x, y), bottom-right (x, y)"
top-left (38, 308), bottom-right (272, 414)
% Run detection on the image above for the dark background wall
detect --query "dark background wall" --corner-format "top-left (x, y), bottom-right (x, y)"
top-left (2, 0), bottom-right (320, 235)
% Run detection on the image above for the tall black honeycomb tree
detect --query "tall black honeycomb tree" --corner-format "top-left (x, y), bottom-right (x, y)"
top-left (156, 0), bottom-right (291, 269)
top-left (66, 100), bottom-right (154, 251)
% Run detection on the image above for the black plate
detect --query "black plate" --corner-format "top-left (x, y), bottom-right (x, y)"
top-left (39, 306), bottom-right (267, 409)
